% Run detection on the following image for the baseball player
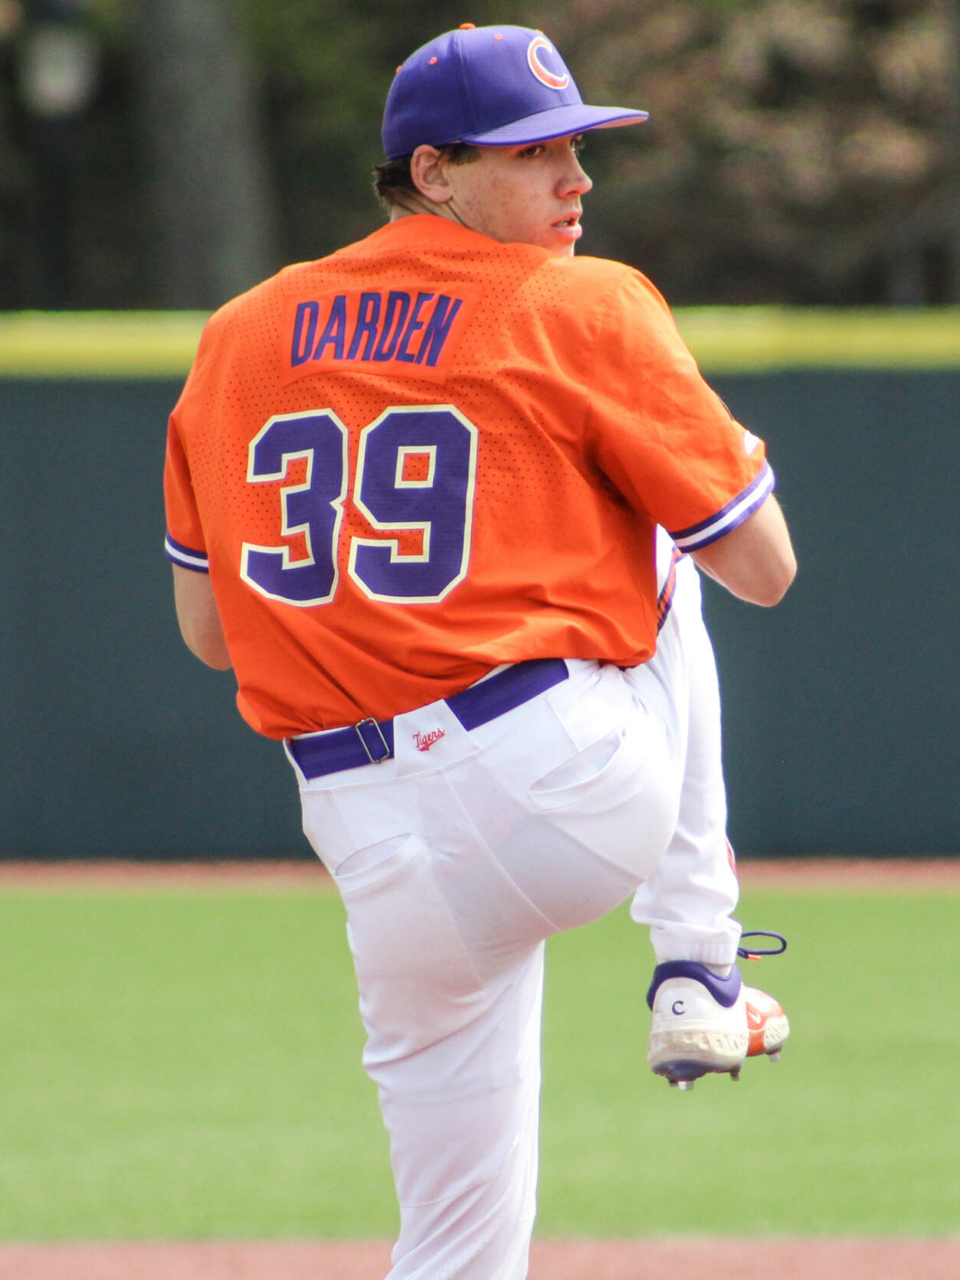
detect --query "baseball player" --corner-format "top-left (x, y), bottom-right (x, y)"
top-left (164, 24), bottom-right (796, 1279)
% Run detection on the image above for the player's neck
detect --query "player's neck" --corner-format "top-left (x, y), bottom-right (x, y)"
top-left (389, 196), bottom-right (465, 228)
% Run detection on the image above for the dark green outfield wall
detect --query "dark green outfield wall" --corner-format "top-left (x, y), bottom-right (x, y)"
top-left (2, 312), bottom-right (958, 857)
top-left (0, 378), bottom-right (298, 857)
top-left (703, 369), bottom-right (960, 854)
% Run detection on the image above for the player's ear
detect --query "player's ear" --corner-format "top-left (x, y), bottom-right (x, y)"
top-left (410, 145), bottom-right (454, 204)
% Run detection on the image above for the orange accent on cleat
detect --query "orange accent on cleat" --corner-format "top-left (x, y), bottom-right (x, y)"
top-left (744, 986), bottom-right (789, 1058)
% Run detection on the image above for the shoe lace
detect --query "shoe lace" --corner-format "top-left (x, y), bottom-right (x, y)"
top-left (737, 930), bottom-right (787, 960)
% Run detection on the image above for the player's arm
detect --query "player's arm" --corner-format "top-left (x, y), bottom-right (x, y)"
top-left (172, 565), bottom-right (232, 669)
top-left (691, 493), bottom-right (796, 607)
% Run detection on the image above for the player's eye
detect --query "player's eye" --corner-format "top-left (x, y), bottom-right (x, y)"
top-left (571, 135), bottom-right (586, 155)
top-left (517, 143), bottom-right (546, 158)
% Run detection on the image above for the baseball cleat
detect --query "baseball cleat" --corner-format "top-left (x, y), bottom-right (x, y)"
top-left (646, 962), bottom-right (749, 1088)
top-left (646, 939), bottom-right (789, 1089)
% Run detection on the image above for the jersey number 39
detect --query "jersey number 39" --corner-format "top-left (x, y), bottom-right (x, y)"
top-left (241, 405), bottom-right (478, 606)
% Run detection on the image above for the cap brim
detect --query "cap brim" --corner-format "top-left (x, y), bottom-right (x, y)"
top-left (459, 104), bottom-right (648, 147)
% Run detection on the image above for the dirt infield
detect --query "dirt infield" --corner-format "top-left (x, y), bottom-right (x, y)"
top-left (2, 856), bottom-right (957, 1278)
top-left (0, 855), bottom-right (958, 891)
top-left (1, 1237), bottom-right (959, 1280)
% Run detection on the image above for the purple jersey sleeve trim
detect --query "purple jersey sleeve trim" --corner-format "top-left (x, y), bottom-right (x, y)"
top-left (164, 532), bottom-right (209, 573)
top-left (669, 463), bottom-right (775, 553)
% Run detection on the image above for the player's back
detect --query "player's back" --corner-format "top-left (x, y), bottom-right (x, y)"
top-left (166, 217), bottom-right (676, 735)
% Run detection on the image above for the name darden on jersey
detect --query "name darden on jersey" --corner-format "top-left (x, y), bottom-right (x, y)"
top-left (282, 288), bottom-right (480, 384)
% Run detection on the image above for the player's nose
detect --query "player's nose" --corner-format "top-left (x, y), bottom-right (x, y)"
top-left (561, 154), bottom-right (593, 198)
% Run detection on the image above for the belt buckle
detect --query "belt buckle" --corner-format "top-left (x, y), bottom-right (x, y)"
top-left (355, 717), bottom-right (390, 764)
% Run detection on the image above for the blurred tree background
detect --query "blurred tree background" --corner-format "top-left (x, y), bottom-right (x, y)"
top-left (0, 0), bottom-right (958, 310)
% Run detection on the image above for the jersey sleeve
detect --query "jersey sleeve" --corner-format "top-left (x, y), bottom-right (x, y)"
top-left (162, 307), bottom-right (234, 574)
top-left (585, 270), bottom-right (774, 549)
top-left (163, 407), bottom-right (209, 572)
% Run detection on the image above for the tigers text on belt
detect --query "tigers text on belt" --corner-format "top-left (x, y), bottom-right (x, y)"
top-left (287, 658), bottom-right (569, 781)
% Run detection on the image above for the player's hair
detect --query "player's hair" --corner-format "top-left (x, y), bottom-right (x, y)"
top-left (373, 143), bottom-right (481, 209)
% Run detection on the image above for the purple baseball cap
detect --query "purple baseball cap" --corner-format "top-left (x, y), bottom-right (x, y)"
top-left (382, 23), bottom-right (648, 159)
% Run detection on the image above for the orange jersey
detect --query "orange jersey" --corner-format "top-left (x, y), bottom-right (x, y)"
top-left (164, 216), bottom-right (772, 738)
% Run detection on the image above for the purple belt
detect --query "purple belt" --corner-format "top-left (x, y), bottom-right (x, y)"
top-left (287, 658), bottom-right (569, 781)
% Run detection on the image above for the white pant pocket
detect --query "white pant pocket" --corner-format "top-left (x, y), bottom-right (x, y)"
top-left (523, 718), bottom-right (680, 882)
top-left (527, 728), bottom-right (630, 813)
top-left (334, 832), bottom-right (422, 895)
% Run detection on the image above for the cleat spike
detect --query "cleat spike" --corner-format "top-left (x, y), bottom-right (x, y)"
top-left (768, 1049), bottom-right (782, 1063)
top-left (729, 1068), bottom-right (741, 1082)
top-left (677, 1079), bottom-right (694, 1091)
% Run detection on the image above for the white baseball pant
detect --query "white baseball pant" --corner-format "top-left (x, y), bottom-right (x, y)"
top-left (287, 546), bottom-right (739, 1279)
top-left (631, 544), bottom-right (742, 966)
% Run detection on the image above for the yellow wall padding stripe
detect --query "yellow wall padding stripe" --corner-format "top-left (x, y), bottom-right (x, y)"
top-left (0, 312), bottom-right (208, 378)
top-left (675, 307), bottom-right (960, 372)
top-left (1, 308), bottom-right (959, 377)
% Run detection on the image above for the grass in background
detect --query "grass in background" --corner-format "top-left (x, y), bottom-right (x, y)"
top-left (0, 890), bottom-right (395, 1240)
top-left (0, 882), bottom-right (956, 1240)
top-left (539, 886), bottom-right (960, 1236)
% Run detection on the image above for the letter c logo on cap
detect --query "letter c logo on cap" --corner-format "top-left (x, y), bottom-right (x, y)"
top-left (526, 36), bottom-right (569, 91)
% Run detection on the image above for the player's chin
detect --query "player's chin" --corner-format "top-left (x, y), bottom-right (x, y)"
top-left (541, 235), bottom-right (579, 258)
top-left (545, 223), bottom-right (583, 256)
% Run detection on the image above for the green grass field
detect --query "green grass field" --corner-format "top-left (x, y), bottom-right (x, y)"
top-left (0, 881), bottom-right (956, 1241)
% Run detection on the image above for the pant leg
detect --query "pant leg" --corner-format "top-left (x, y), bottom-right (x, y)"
top-left (297, 789), bottom-right (553, 1280)
top-left (629, 551), bottom-right (742, 965)
top-left (293, 658), bottom-right (688, 1279)
top-left (382, 947), bottom-right (545, 1280)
